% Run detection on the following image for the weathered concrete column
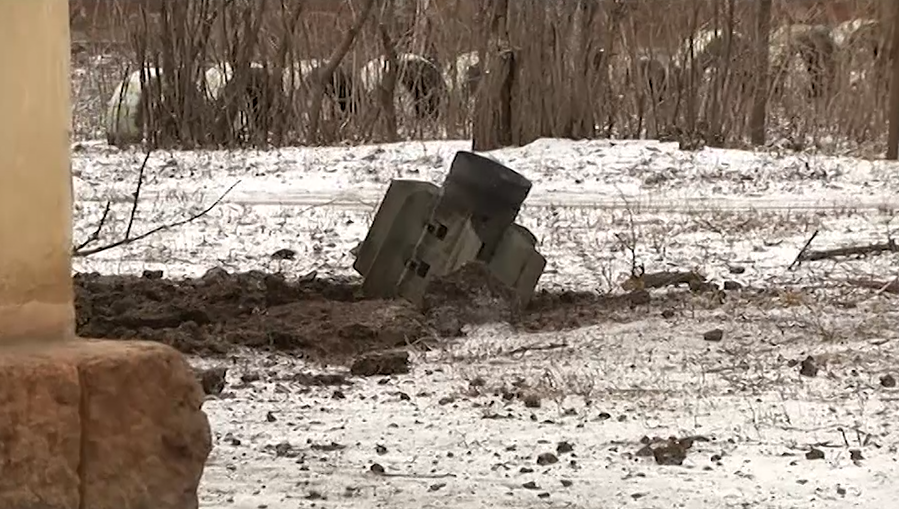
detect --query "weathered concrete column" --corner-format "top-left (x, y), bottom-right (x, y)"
top-left (0, 4), bottom-right (212, 508)
top-left (0, 0), bottom-right (75, 343)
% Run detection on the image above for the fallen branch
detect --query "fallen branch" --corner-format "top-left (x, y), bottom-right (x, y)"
top-left (73, 180), bottom-right (240, 258)
top-left (845, 278), bottom-right (899, 295)
top-left (798, 238), bottom-right (898, 264)
top-left (788, 228), bottom-right (819, 270)
top-left (506, 342), bottom-right (569, 356)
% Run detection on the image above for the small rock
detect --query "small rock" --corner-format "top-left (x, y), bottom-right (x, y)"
top-left (273, 441), bottom-right (298, 458)
top-left (635, 445), bottom-right (654, 457)
top-left (560, 479), bottom-right (573, 487)
top-left (556, 441), bottom-right (574, 454)
top-left (522, 481), bottom-right (539, 490)
top-left (799, 356), bottom-right (818, 377)
top-left (881, 374), bottom-right (896, 388)
top-left (141, 269), bottom-right (164, 280)
top-left (597, 411), bottom-right (612, 420)
top-left (836, 485), bottom-right (846, 496)
top-left (369, 463), bottom-right (385, 474)
top-left (375, 444), bottom-right (387, 455)
top-left (332, 390), bottom-right (346, 400)
top-left (265, 411), bottom-right (276, 422)
top-left (661, 309), bottom-right (675, 319)
top-left (240, 372), bottom-right (261, 383)
top-left (849, 449), bottom-right (864, 461)
top-left (305, 491), bottom-right (324, 500)
top-left (728, 265), bottom-right (746, 274)
top-left (806, 448), bottom-right (825, 460)
top-left (438, 396), bottom-right (455, 405)
top-left (350, 350), bottom-right (410, 377)
top-left (429, 483), bottom-right (446, 492)
top-left (703, 328), bottom-right (724, 342)
top-left (653, 442), bottom-right (688, 465)
top-left (519, 467), bottom-right (534, 473)
top-left (723, 280), bottom-right (742, 291)
top-left (536, 452), bottom-right (559, 466)
top-left (537, 492), bottom-right (550, 499)
top-left (271, 248), bottom-right (297, 260)
top-left (522, 393), bottom-right (541, 408)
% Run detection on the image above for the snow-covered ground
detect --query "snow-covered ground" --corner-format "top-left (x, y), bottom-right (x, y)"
top-left (72, 138), bottom-right (899, 508)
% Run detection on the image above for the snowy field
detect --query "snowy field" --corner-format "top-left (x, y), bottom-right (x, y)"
top-left (72, 138), bottom-right (899, 508)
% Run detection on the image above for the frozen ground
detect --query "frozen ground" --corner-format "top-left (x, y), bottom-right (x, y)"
top-left (71, 138), bottom-right (899, 508)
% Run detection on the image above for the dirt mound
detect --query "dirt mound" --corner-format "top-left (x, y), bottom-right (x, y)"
top-left (74, 269), bottom-right (428, 361)
top-left (74, 265), bottom-right (732, 363)
top-left (422, 262), bottom-right (522, 336)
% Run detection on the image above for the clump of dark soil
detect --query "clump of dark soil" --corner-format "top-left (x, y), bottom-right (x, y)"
top-left (422, 262), bottom-right (522, 336)
top-left (75, 264), bottom-right (737, 364)
top-left (74, 268), bottom-right (428, 361)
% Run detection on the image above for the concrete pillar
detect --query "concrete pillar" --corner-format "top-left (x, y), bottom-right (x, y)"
top-left (0, 0), bottom-right (75, 343)
top-left (0, 5), bottom-right (212, 508)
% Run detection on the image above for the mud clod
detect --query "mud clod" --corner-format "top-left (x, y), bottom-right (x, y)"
top-left (806, 448), bottom-right (825, 460)
top-left (422, 262), bottom-right (522, 336)
top-left (350, 350), bottom-right (410, 377)
top-left (799, 356), bottom-right (819, 377)
top-left (703, 328), bottom-right (724, 342)
top-left (75, 269), bottom-right (424, 361)
top-left (536, 452), bottom-right (559, 466)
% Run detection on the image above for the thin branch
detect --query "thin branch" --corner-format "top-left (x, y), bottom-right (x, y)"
top-left (73, 200), bottom-right (112, 252)
top-left (73, 180), bottom-right (241, 258)
top-left (788, 228), bottom-right (819, 271)
top-left (125, 150), bottom-right (152, 240)
top-left (845, 278), bottom-right (899, 295)
top-left (306, 0), bottom-right (377, 144)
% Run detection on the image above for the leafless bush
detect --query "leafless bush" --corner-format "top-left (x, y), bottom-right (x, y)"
top-left (76, 0), bottom-right (894, 156)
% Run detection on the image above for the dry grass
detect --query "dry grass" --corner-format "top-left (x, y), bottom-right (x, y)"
top-left (72, 0), bottom-right (894, 156)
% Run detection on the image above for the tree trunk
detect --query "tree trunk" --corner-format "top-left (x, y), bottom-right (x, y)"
top-left (749, 0), bottom-right (772, 146)
top-left (472, 0), bottom-right (513, 151)
top-left (887, 0), bottom-right (899, 159)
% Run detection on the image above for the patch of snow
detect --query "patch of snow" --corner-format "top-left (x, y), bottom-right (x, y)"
top-left (71, 137), bottom-right (899, 507)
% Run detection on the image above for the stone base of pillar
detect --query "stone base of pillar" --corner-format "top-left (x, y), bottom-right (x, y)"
top-left (0, 339), bottom-right (212, 509)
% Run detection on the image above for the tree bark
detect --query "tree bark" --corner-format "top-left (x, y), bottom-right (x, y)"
top-left (377, 22), bottom-right (399, 142)
top-left (887, 0), bottom-right (899, 159)
top-left (472, 0), bottom-right (512, 151)
top-left (749, 0), bottom-right (772, 146)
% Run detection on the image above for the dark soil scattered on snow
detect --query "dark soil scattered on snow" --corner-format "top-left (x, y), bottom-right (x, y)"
top-left (74, 262), bottom-right (731, 363)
